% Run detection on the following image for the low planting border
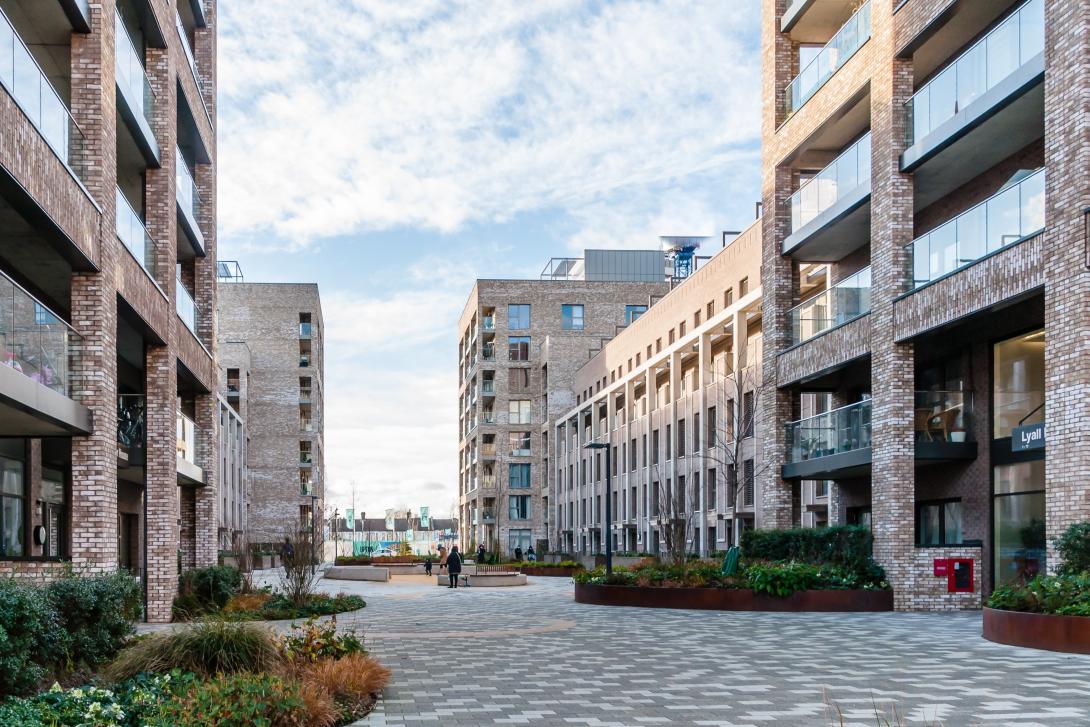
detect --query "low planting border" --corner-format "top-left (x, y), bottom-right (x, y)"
top-left (983, 607), bottom-right (1090, 654)
top-left (521, 566), bottom-right (580, 577)
top-left (574, 583), bottom-right (892, 612)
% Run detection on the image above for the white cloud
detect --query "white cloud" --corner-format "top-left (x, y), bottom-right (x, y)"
top-left (218, 0), bottom-right (761, 247)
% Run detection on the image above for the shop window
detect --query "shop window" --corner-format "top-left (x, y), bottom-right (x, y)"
top-left (994, 460), bottom-right (1046, 584)
top-left (992, 329), bottom-right (1045, 439)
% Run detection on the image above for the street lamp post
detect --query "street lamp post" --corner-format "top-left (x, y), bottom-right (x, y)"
top-left (584, 441), bottom-right (612, 575)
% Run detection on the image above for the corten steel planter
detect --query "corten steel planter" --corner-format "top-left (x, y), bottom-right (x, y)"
top-left (983, 607), bottom-right (1090, 654)
top-left (574, 583), bottom-right (893, 612)
top-left (521, 566), bottom-right (580, 577)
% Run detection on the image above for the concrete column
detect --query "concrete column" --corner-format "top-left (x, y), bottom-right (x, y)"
top-left (69, 1), bottom-right (119, 574)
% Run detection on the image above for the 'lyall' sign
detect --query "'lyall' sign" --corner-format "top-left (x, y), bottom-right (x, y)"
top-left (1012, 422), bottom-right (1045, 452)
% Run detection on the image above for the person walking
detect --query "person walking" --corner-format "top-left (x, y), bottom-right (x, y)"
top-left (477, 543), bottom-right (486, 565)
top-left (526, 545), bottom-right (536, 562)
top-left (438, 544), bottom-right (448, 572)
top-left (424, 557), bottom-right (433, 576)
top-left (514, 545), bottom-right (523, 563)
top-left (446, 546), bottom-right (462, 588)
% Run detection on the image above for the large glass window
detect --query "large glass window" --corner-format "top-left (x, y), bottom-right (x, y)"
top-left (916, 499), bottom-right (963, 546)
top-left (0, 456), bottom-right (25, 557)
top-left (507, 528), bottom-right (531, 553)
top-left (994, 460), bottom-right (1046, 584)
top-left (993, 329), bottom-right (1044, 438)
top-left (507, 336), bottom-right (530, 361)
top-left (508, 495), bottom-right (531, 520)
top-left (508, 304), bottom-right (530, 330)
top-left (509, 463), bottom-right (531, 488)
top-left (508, 400), bottom-right (531, 424)
top-left (561, 304), bottom-right (584, 330)
top-left (40, 468), bottom-right (65, 558)
top-left (625, 305), bottom-right (647, 324)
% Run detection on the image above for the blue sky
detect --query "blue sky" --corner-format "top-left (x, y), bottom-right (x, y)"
top-left (216, 0), bottom-right (762, 518)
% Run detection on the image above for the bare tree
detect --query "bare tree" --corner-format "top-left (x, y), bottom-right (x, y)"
top-left (700, 361), bottom-right (776, 525)
top-left (278, 524), bottom-right (325, 607)
top-left (650, 461), bottom-right (699, 566)
top-left (235, 531), bottom-right (255, 594)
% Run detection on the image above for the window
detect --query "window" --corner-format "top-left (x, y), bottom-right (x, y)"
top-left (0, 456), bottom-right (25, 557)
top-left (694, 310), bottom-right (701, 327)
top-left (299, 441), bottom-right (312, 464)
top-left (656, 338), bottom-right (662, 352)
top-left (300, 469), bottom-right (313, 495)
top-left (742, 391), bottom-right (754, 438)
top-left (742, 459), bottom-right (754, 507)
top-left (665, 424), bottom-right (672, 460)
top-left (693, 413), bottom-right (701, 452)
top-left (509, 432), bottom-right (531, 456)
top-left (994, 460), bottom-right (1046, 584)
top-left (668, 329), bottom-right (675, 344)
top-left (993, 329), bottom-right (1044, 438)
top-left (679, 321), bottom-right (687, 337)
top-left (508, 400), bottom-right (531, 424)
top-left (509, 367), bottom-right (531, 392)
top-left (726, 464), bottom-right (736, 505)
top-left (625, 305), bottom-right (647, 324)
top-left (561, 304), bottom-right (584, 330)
top-left (706, 301), bottom-right (714, 319)
top-left (612, 446), bottom-right (618, 475)
top-left (707, 468), bottom-right (717, 510)
top-left (508, 528), bottom-right (532, 552)
top-left (724, 288), bottom-right (733, 307)
top-left (652, 429), bottom-right (660, 464)
top-left (299, 312), bottom-right (312, 338)
top-left (739, 277), bottom-right (749, 296)
top-left (508, 304), bottom-right (530, 329)
top-left (651, 482), bottom-right (660, 516)
top-left (227, 368), bottom-right (240, 393)
top-left (707, 406), bottom-right (717, 447)
top-left (509, 495), bottom-right (531, 520)
top-left (630, 438), bottom-right (637, 471)
top-left (509, 463), bottom-right (531, 488)
top-left (916, 499), bottom-right (963, 546)
top-left (677, 419), bottom-right (686, 456)
top-left (40, 468), bottom-right (66, 558)
top-left (508, 336), bottom-right (530, 361)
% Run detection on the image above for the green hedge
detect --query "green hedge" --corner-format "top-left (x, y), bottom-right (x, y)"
top-left (0, 571), bottom-right (143, 698)
top-left (741, 525), bottom-right (875, 573)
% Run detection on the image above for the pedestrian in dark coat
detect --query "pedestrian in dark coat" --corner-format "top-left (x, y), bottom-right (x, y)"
top-left (446, 546), bottom-right (462, 588)
top-left (477, 543), bottom-right (486, 564)
top-left (514, 546), bottom-right (523, 562)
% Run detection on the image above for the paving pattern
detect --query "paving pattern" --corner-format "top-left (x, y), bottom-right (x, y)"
top-left (307, 574), bottom-right (1090, 726)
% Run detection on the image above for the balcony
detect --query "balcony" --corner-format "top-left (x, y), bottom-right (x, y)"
top-left (784, 132), bottom-right (871, 259)
top-left (117, 394), bottom-right (146, 464)
top-left (176, 146), bottom-right (206, 256)
top-left (226, 381), bottom-right (240, 398)
top-left (114, 10), bottom-right (158, 164)
top-left (299, 388), bottom-right (312, 403)
top-left (176, 412), bottom-right (204, 485)
top-left (481, 508), bottom-right (496, 523)
top-left (482, 411), bottom-right (495, 425)
top-left (481, 445), bottom-right (497, 459)
top-left (784, 399), bottom-right (872, 479)
top-left (0, 7), bottom-right (85, 175)
top-left (176, 278), bottom-right (197, 333)
top-left (783, 392), bottom-right (977, 479)
top-left (175, 11), bottom-right (202, 90)
top-left (300, 451), bottom-right (313, 467)
top-left (788, 266), bottom-right (870, 345)
top-left (115, 187), bottom-right (156, 276)
top-left (909, 169), bottom-right (1044, 289)
top-left (902, 0), bottom-right (1044, 208)
top-left (0, 269), bottom-right (90, 435)
top-left (781, 0), bottom-right (859, 40)
top-left (784, 0), bottom-right (870, 118)
top-left (482, 316), bottom-right (495, 331)
top-left (481, 380), bottom-right (496, 396)
top-left (481, 343), bottom-right (495, 361)
top-left (300, 418), bottom-right (313, 433)
top-left (299, 321), bottom-right (312, 339)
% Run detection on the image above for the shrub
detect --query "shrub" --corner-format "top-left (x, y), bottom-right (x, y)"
top-left (174, 566), bottom-right (242, 618)
top-left (0, 671), bottom-right (191, 726)
top-left (987, 573), bottom-right (1090, 616)
top-left (279, 617), bottom-right (365, 663)
top-left (255, 593), bottom-right (365, 621)
top-left (105, 619), bottom-right (279, 681)
top-left (298, 653), bottom-right (392, 706)
top-left (742, 525), bottom-right (875, 573)
top-left (745, 561), bottom-right (822, 597)
top-left (223, 591), bottom-right (273, 614)
top-left (1055, 522), bottom-right (1090, 576)
top-left (47, 570), bottom-right (143, 668)
top-left (145, 672), bottom-right (309, 727)
top-left (0, 578), bottom-right (65, 697)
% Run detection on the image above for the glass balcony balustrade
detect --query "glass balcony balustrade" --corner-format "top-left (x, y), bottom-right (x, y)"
top-left (909, 169), bottom-right (1044, 288)
top-left (788, 266), bottom-right (871, 345)
top-left (481, 380), bottom-right (496, 395)
top-left (0, 270), bottom-right (81, 398)
top-left (175, 11), bottom-right (200, 85)
top-left (176, 412), bottom-right (198, 464)
top-left (115, 187), bottom-right (156, 274)
top-left (785, 0), bottom-right (871, 116)
top-left (482, 316), bottom-right (495, 331)
top-left (176, 279), bottom-right (197, 332)
top-left (115, 10), bottom-right (155, 125)
top-left (176, 145), bottom-right (201, 221)
top-left (788, 133), bottom-right (871, 233)
top-left (0, 8), bottom-right (85, 171)
top-left (905, 0), bottom-right (1043, 146)
top-left (786, 399), bottom-right (872, 464)
top-left (117, 394), bottom-right (146, 448)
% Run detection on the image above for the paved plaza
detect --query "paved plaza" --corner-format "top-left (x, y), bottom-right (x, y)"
top-left (293, 574), bottom-right (1090, 727)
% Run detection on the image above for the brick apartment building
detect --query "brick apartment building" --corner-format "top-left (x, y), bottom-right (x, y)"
top-left (760, 0), bottom-right (1086, 609)
top-left (0, 0), bottom-right (220, 622)
top-left (552, 226), bottom-right (766, 557)
top-left (217, 273), bottom-right (325, 544)
top-left (457, 251), bottom-right (670, 556)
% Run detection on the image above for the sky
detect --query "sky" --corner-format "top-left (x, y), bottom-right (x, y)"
top-left (216, 0), bottom-right (763, 519)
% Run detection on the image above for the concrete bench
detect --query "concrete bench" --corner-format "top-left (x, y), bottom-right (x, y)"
top-left (435, 573), bottom-right (527, 587)
top-left (324, 566), bottom-right (390, 582)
